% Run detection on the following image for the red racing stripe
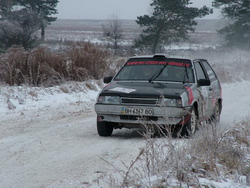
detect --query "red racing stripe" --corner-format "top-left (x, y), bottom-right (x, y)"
top-left (185, 86), bottom-right (194, 105)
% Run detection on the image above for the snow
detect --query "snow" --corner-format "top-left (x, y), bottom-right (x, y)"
top-left (220, 81), bottom-right (250, 127)
top-left (0, 80), bottom-right (250, 187)
top-left (0, 81), bottom-right (99, 123)
top-left (164, 43), bottom-right (220, 50)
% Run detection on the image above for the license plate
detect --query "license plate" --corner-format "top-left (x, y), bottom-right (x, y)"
top-left (121, 107), bottom-right (154, 116)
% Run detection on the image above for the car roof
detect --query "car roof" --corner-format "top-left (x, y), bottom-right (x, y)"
top-left (129, 54), bottom-right (207, 62)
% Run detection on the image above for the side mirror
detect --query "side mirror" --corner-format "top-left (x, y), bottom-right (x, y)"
top-left (103, 76), bottom-right (113, 83)
top-left (198, 79), bottom-right (211, 86)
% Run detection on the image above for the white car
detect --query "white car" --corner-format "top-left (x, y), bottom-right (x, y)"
top-left (95, 54), bottom-right (222, 137)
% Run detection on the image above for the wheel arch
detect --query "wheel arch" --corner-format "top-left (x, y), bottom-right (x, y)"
top-left (192, 101), bottom-right (199, 118)
top-left (217, 98), bottom-right (223, 114)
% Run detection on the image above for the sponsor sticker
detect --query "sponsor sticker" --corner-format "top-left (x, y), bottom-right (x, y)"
top-left (109, 87), bottom-right (136, 94)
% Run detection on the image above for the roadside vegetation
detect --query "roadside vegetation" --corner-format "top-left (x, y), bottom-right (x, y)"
top-left (0, 42), bottom-right (115, 86)
top-left (103, 118), bottom-right (250, 187)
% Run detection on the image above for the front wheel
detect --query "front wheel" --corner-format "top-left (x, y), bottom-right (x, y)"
top-left (181, 107), bottom-right (198, 138)
top-left (171, 107), bottom-right (198, 138)
top-left (97, 121), bottom-right (114, 136)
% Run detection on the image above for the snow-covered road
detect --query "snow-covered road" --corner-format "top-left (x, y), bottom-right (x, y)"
top-left (220, 82), bottom-right (250, 127)
top-left (0, 81), bottom-right (250, 187)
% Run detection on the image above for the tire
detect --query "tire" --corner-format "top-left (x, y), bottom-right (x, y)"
top-left (171, 107), bottom-right (198, 138)
top-left (181, 107), bottom-right (198, 138)
top-left (211, 102), bottom-right (221, 124)
top-left (97, 121), bottom-right (114, 136)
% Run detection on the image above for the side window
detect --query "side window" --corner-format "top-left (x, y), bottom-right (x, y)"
top-left (202, 61), bottom-right (217, 81)
top-left (194, 62), bottom-right (206, 80)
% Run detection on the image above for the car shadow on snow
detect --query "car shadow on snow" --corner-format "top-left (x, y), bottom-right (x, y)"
top-left (109, 128), bottom-right (182, 139)
top-left (111, 128), bottom-right (145, 139)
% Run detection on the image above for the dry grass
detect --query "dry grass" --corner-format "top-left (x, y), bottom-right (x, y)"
top-left (0, 42), bottom-right (114, 86)
top-left (67, 42), bottom-right (112, 80)
top-left (0, 46), bottom-right (66, 86)
top-left (103, 118), bottom-right (250, 188)
top-left (189, 121), bottom-right (249, 179)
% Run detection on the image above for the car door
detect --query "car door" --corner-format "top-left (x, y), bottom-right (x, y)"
top-left (194, 61), bottom-right (213, 118)
top-left (200, 60), bottom-right (221, 115)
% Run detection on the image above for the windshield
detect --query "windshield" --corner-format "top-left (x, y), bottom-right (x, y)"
top-left (114, 58), bottom-right (195, 83)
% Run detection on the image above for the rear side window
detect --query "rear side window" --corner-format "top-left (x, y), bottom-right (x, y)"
top-left (201, 61), bottom-right (217, 81)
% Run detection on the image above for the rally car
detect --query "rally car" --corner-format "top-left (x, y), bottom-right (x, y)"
top-left (95, 54), bottom-right (222, 137)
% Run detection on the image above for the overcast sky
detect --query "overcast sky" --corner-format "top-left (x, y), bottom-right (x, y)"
top-left (56, 0), bottom-right (221, 20)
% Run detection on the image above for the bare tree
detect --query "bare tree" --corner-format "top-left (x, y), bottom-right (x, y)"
top-left (103, 14), bottom-right (123, 54)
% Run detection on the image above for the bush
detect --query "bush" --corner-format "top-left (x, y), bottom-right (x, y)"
top-left (0, 47), bottom-right (67, 86)
top-left (103, 118), bottom-right (250, 187)
top-left (0, 42), bottom-right (113, 86)
top-left (67, 42), bottom-right (112, 80)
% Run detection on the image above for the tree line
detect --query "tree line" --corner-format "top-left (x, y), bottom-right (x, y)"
top-left (0, 0), bottom-right (249, 54)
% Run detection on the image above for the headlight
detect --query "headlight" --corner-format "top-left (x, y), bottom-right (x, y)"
top-left (158, 98), bottom-right (182, 107)
top-left (97, 96), bottom-right (120, 104)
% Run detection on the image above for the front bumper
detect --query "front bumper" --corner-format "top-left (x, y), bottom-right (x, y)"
top-left (95, 104), bottom-right (191, 128)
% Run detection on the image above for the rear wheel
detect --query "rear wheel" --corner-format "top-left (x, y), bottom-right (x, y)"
top-left (211, 102), bottom-right (221, 124)
top-left (97, 121), bottom-right (114, 136)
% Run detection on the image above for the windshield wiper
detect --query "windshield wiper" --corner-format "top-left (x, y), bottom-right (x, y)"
top-left (148, 63), bottom-right (168, 83)
top-left (182, 65), bottom-right (190, 84)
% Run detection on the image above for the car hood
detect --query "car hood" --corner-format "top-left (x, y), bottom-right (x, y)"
top-left (101, 81), bottom-right (193, 98)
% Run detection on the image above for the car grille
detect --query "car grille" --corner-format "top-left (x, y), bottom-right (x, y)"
top-left (121, 97), bottom-right (158, 105)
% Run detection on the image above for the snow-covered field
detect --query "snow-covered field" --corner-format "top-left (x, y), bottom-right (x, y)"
top-left (0, 79), bottom-right (250, 188)
top-left (45, 19), bottom-right (225, 47)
